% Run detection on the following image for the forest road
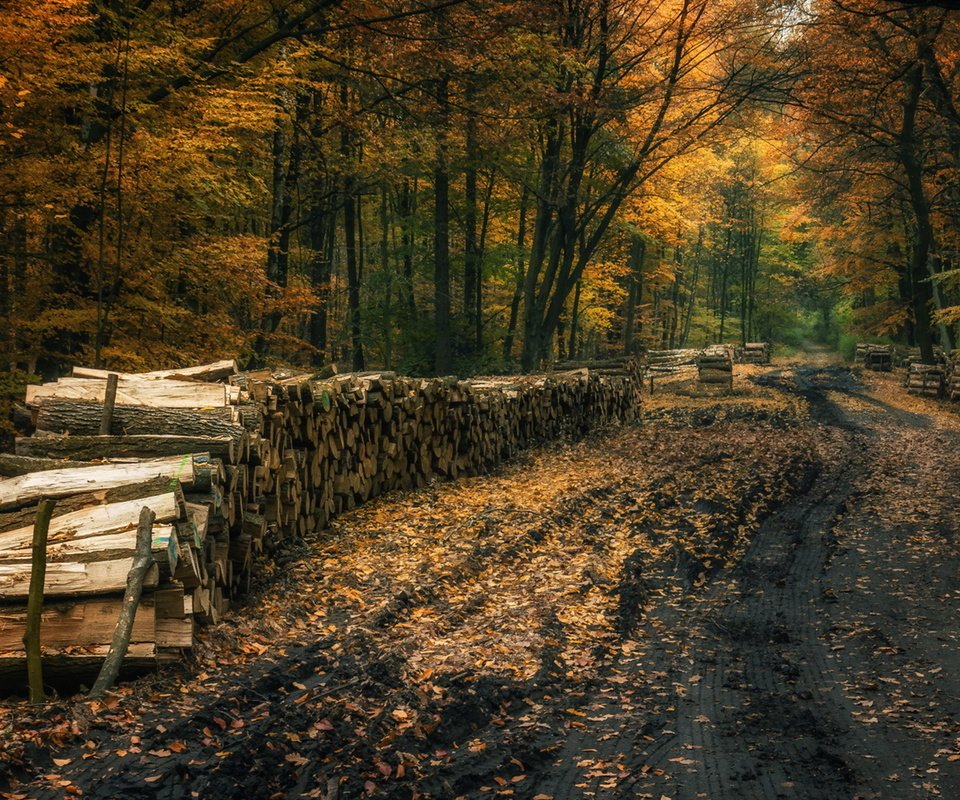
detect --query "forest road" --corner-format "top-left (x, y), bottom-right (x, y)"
top-left (524, 366), bottom-right (960, 800)
top-left (7, 365), bottom-right (960, 800)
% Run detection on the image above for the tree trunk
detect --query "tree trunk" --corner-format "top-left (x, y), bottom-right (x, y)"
top-left (900, 60), bottom-right (952, 360)
top-left (434, 77), bottom-right (452, 375)
top-left (503, 187), bottom-right (529, 362)
top-left (464, 88), bottom-right (479, 349)
top-left (623, 237), bottom-right (645, 355)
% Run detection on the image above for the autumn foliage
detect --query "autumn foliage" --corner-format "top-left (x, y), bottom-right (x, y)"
top-left (1, 0), bottom-right (958, 391)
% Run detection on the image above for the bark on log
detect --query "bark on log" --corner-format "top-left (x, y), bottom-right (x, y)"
top-left (0, 455), bottom-right (203, 511)
top-left (89, 508), bottom-right (156, 699)
top-left (0, 491), bottom-right (180, 552)
top-left (17, 434), bottom-right (237, 464)
top-left (0, 453), bottom-right (91, 478)
top-left (26, 377), bottom-right (231, 409)
top-left (0, 559), bottom-right (160, 600)
top-left (36, 401), bottom-right (256, 436)
top-left (99, 374), bottom-right (119, 435)
top-left (0, 477), bottom-right (177, 533)
top-left (72, 359), bottom-right (238, 383)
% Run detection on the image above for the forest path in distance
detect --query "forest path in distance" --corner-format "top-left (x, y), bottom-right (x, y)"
top-left (3, 361), bottom-right (960, 800)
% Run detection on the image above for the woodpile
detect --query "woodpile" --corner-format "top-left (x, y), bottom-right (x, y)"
top-left (0, 359), bottom-right (643, 679)
top-left (855, 343), bottom-right (893, 371)
top-left (735, 342), bottom-right (771, 365)
top-left (697, 345), bottom-right (734, 389)
top-left (906, 363), bottom-right (946, 397)
top-left (947, 353), bottom-right (960, 401)
top-left (898, 345), bottom-right (947, 371)
top-left (644, 349), bottom-right (699, 374)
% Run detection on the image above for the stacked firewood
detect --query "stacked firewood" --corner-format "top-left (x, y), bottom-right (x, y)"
top-left (0, 359), bottom-right (643, 677)
top-left (735, 342), bottom-right (771, 365)
top-left (697, 345), bottom-right (734, 389)
top-left (645, 349), bottom-right (700, 374)
top-left (905, 362), bottom-right (946, 397)
top-left (947, 353), bottom-right (960, 401)
top-left (855, 343), bottom-right (893, 371)
top-left (898, 345), bottom-right (947, 371)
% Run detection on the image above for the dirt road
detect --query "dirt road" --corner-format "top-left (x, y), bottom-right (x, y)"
top-left (3, 364), bottom-right (960, 799)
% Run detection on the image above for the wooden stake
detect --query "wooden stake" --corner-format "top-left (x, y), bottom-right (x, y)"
top-left (23, 498), bottom-right (56, 704)
top-left (99, 373), bottom-right (119, 435)
top-left (89, 507), bottom-right (155, 700)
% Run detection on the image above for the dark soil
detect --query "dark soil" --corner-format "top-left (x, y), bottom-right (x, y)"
top-left (3, 363), bottom-right (960, 799)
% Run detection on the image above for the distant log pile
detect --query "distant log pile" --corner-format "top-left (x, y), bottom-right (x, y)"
top-left (856, 344), bottom-right (893, 372)
top-left (644, 349), bottom-right (700, 374)
top-left (735, 342), bottom-right (771, 365)
top-left (948, 354), bottom-right (960, 401)
top-left (906, 363), bottom-right (946, 397)
top-left (897, 345), bottom-right (947, 371)
top-left (0, 359), bottom-right (643, 678)
top-left (697, 345), bottom-right (734, 389)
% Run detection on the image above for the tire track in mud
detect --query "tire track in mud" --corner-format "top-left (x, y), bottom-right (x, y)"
top-left (587, 367), bottom-right (944, 800)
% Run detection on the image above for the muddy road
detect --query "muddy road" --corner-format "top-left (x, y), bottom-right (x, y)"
top-left (3, 364), bottom-right (960, 799)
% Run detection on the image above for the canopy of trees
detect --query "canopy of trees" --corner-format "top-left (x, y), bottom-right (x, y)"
top-left (1, 0), bottom-right (959, 388)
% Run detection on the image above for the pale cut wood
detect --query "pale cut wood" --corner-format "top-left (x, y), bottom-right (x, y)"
top-left (0, 597), bottom-right (155, 653)
top-left (0, 477), bottom-right (177, 534)
top-left (0, 523), bottom-right (177, 566)
top-left (0, 492), bottom-right (179, 552)
top-left (17, 433), bottom-right (237, 464)
top-left (0, 560), bottom-right (160, 600)
top-left (26, 377), bottom-right (229, 409)
top-left (155, 617), bottom-right (193, 649)
top-left (72, 359), bottom-right (238, 383)
top-left (0, 455), bottom-right (201, 511)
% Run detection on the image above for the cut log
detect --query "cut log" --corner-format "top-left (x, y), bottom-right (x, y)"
top-left (0, 491), bottom-right (180, 552)
top-left (0, 455), bottom-right (205, 511)
top-left (17, 433), bottom-right (237, 464)
top-left (0, 477), bottom-right (177, 534)
top-left (0, 453), bottom-right (91, 478)
top-left (26, 377), bottom-right (230, 409)
top-left (36, 401), bottom-right (255, 437)
top-left (0, 523), bottom-right (178, 568)
top-left (72, 359), bottom-right (238, 383)
top-left (0, 597), bottom-right (156, 654)
top-left (0, 559), bottom-right (160, 600)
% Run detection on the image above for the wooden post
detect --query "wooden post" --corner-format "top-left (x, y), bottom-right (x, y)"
top-left (23, 498), bottom-right (57, 704)
top-left (89, 507), bottom-right (155, 700)
top-left (99, 372), bottom-right (119, 435)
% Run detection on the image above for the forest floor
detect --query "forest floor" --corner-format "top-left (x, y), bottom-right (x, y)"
top-left (3, 358), bottom-right (960, 800)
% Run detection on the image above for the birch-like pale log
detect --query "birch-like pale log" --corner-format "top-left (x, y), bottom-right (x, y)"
top-left (26, 377), bottom-right (230, 409)
top-left (0, 523), bottom-right (178, 566)
top-left (0, 455), bottom-right (201, 511)
top-left (0, 491), bottom-right (179, 551)
top-left (72, 359), bottom-right (238, 383)
top-left (0, 559), bottom-right (160, 600)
